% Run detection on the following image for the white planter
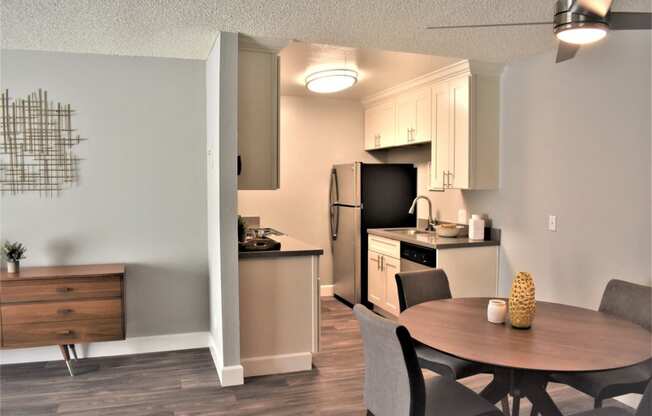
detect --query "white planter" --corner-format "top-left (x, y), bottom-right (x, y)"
top-left (7, 261), bottom-right (19, 273)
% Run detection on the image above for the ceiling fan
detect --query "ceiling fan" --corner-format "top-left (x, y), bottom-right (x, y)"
top-left (426, 0), bottom-right (652, 63)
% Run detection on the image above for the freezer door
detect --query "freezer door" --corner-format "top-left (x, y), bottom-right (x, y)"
top-left (332, 163), bottom-right (361, 206)
top-left (332, 205), bottom-right (362, 305)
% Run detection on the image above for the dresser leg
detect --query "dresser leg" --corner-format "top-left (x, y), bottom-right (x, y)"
top-left (59, 345), bottom-right (74, 376)
top-left (68, 344), bottom-right (78, 360)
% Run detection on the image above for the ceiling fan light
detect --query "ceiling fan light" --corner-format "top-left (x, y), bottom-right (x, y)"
top-left (555, 24), bottom-right (608, 45)
top-left (305, 69), bottom-right (358, 94)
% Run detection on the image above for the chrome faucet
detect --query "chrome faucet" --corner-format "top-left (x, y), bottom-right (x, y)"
top-left (408, 196), bottom-right (436, 231)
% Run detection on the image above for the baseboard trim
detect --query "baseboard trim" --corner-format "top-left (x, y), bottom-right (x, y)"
top-left (320, 284), bottom-right (334, 297)
top-left (207, 335), bottom-right (244, 387)
top-left (0, 331), bottom-right (210, 365)
top-left (241, 352), bottom-right (312, 378)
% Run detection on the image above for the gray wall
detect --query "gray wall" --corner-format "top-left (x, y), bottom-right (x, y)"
top-left (206, 32), bottom-right (241, 374)
top-left (389, 31), bottom-right (652, 308)
top-left (0, 49), bottom-right (209, 337)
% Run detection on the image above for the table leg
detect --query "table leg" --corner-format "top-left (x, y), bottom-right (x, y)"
top-left (481, 369), bottom-right (559, 416)
top-left (68, 344), bottom-right (78, 360)
top-left (58, 345), bottom-right (74, 376)
top-left (480, 367), bottom-right (512, 405)
top-left (518, 373), bottom-right (561, 416)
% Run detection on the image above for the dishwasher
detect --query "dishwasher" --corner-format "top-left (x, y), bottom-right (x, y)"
top-left (400, 241), bottom-right (437, 271)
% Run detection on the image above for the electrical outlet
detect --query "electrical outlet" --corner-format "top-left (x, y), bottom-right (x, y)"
top-left (548, 215), bottom-right (557, 232)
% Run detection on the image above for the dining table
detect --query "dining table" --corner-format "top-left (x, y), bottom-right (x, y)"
top-left (398, 297), bottom-right (652, 416)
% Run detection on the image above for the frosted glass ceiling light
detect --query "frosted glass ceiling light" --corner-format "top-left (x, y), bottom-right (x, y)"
top-left (305, 69), bottom-right (358, 94)
top-left (555, 23), bottom-right (608, 44)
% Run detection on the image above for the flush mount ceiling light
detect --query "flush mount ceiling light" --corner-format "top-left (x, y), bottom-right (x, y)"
top-left (305, 69), bottom-right (358, 94)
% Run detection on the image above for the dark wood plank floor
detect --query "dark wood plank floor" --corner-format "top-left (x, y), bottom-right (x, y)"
top-left (0, 298), bottom-right (634, 415)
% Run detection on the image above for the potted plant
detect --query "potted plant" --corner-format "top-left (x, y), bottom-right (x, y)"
top-left (3, 241), bottom-right (26, 273)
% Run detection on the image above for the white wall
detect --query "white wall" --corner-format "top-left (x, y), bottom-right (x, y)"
top-left (0, 49), bottom-right (209, 336)
top-left (206, 32), bottom-right (243, 386)
top-left (388, 31), bottom-right (652, 308)
top-left (238, 96), bottom-right (382, 285)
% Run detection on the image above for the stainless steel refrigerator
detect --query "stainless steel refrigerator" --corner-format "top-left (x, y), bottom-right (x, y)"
top-left (329, 162), bottom-right (417, 307)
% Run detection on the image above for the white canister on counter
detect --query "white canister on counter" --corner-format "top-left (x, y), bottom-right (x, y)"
top-left (468, 214), bottom-right (486, 241)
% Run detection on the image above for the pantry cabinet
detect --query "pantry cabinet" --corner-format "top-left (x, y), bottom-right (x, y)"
top-left (364, 101), bottom-right (396, 149)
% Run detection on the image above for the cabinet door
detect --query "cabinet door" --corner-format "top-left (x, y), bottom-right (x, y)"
top-left (367, 251), bottom-right (384, 306)
top-left (377, 102), bottom-right (396, 148)
top-left (382, 255), bottom-right (401, 316)
top-left (413, 88), bottom-right (432, 144)
top-left (396, 96), bottom-right (416, 146)
top-left (430, 81), bottom-right (450, 190)
top-left (449, 76), bottom-right (471, 189)
top-left (238, 49), bottom-right (279, 190)
top-left (364, 107), bottom-right (379, 150)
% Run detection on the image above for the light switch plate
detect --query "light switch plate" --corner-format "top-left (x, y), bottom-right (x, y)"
top-left (548, 215), bottom-right (557, 232)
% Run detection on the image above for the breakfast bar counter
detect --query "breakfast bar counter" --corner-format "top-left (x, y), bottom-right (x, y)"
top-left (238, 231), bottom-right (322, 378)
top-left (238, 235), bottom-right (323, 259)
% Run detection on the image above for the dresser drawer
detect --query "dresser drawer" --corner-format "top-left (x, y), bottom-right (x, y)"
top-left (2, 319), bottom-right (123, 348)
top-left (1, 298), bottom-right (122, 325)
top-left (0, 276), bottom-right (122, 303)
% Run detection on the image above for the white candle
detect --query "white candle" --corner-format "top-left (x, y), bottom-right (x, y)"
top-left (487, 299), bottom-right (507, 324)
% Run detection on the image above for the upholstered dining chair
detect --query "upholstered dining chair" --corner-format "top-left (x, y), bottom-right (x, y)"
top-left (395, 269), bottom-right (510, 415)
top-left (353, 304), bottom-right (502, 416)
top-left (571, 379), bottom-right (651, 416)
top-left (547, 279), bottom-right (652, 412)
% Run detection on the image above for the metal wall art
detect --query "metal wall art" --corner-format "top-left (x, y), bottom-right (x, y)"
top-left (0, 89), bottom-right (85, 196)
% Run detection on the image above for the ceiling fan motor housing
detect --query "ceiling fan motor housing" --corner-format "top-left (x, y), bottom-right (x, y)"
top-left (554, 0), bottom-right (610, 34)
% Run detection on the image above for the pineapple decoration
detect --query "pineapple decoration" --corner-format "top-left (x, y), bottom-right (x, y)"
top-left (508, 272), bottom-right (536, 329)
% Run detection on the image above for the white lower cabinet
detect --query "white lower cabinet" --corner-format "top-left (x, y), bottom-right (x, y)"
top-left (368, 248), bottom-right (401, 317)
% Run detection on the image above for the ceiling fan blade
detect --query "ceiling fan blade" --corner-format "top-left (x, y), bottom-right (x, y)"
top-left (609, 12), bottom-right (652, 30)
top-left (426, 22), bottom-right (551, 30)
top-left (556, 42), bottom-right (581, 63)
top-left (578, 0), bottom-right (613, 17)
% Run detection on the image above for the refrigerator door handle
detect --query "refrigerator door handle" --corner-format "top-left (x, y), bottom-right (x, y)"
top-left (329, 169), bottom-right (340, 240)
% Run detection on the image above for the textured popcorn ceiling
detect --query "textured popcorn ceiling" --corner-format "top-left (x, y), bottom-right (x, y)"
top-left (1, 0), bottom-right (651, 62)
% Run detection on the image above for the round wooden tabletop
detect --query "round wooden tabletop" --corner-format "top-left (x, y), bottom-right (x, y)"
top-left (398, 298), bottom-right (652, 372)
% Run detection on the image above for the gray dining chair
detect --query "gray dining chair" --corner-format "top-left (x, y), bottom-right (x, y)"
top-left (353, 304), bottom-right (502, 416)
top-left (549, 279), bottom-right (652, 411)
top-left (395, 269), bottom-right (510, 415)
top-left (571, 379), bottom-right (651, 416)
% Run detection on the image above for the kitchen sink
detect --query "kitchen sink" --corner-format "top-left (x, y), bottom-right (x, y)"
top-left (387, 229), bottom-right (435, 236)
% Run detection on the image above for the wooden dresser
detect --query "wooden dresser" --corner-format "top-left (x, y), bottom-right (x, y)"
top-left (0, 264), bottom-right (126, 375)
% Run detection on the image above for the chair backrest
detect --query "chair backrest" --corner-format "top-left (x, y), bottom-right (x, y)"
top-left (353, 304), bottom-right (425, 416)
top-left (395, 269), bottom-right (453, 312)
top-left (635, 379), bottom-right (651, 416)
top-left (599, 279), bottom-right (652, 331)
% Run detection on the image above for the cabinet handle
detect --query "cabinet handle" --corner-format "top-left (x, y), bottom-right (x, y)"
top-left (56, 287), bottom-right (73, 293)
top-left (56, 330), bottom-right (74, 336)
top-left (380, 255), bottom-right (384, 271)
top-left (57, 308), bottom-right (73, 315)
top-left (375, 134), bottom-right (381, 147)
top-left (377, 255), bottom-right (380, 271)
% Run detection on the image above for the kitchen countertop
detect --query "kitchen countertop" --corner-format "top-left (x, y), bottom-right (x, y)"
top-left (238, 234), bottom-right (324, 259)
top-left (368, 228), bottom-right (500, 250)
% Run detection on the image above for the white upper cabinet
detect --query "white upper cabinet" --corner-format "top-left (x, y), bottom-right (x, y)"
top-left (363, 61), bottom-right (501, 190)
top-left (430, 81), bottom-right (451, 190)
top-left (238, 47), bottom-right (280, 190)
top-left (364, 101), bottom-right (396, 149)
top-left (430, 72), bottom-right (499, 191)
top-left (396, 88), bottom-right (432, 146)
